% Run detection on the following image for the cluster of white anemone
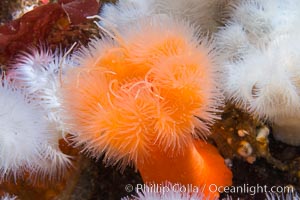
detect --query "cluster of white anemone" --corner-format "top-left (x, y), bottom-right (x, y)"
top-left (0, 47), bottom-right (74, 182)
top-left (215, 0), bottom-right (300, 145)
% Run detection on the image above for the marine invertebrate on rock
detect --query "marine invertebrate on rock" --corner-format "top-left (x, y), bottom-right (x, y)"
top-left (62, 15), bottom-right (222, 164)
top-left (215, 0), bottom-right (300, 145)
top-left (0, 78), bottom-right (71, 182)
top-left (100, 0), bottom-right (228, 35)
top-left (8, 46), bottom-right (76, 133)
top-left (0, 194), bottom-right (17, 200)
top-left (61, 15), bottom-right (231, 197)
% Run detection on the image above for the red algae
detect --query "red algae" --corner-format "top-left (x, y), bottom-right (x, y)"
top-left (0, 0), bottom-right (100, 67)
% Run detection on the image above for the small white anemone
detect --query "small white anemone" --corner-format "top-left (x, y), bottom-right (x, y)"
top-left (8, 46), bottom-right (77, 134)
top-left (0, 79), bottom-right (71, 182)
top-left (216, 0), bottom-right (300, 63)
top-left (99, 0), bottom-right (155, 33)
top-left (0, 194), bottom-right (17, 200)
top-left (0, 79), bottom-right (46, 181)
top-left (100, 0), bottom-right (227, 35)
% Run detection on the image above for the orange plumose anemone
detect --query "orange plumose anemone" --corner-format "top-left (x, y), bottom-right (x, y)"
top-left (61, 16), bottom-right (231, 197)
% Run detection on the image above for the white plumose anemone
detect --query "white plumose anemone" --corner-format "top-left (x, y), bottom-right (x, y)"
top-left (100, 0), bottom-right (227, 35)
top-left (0, 194), bottom-right (17, 200)
top-left (2, 47), bottom-right (71, 182)
top-left (0, 80), bottom-right (45, 180)
top-left (9, 47), bottom-right (75, 133)
top-left (0, 79), bottom-right (70, 181)
top-left (215, 0), bottom-right (300, 145)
